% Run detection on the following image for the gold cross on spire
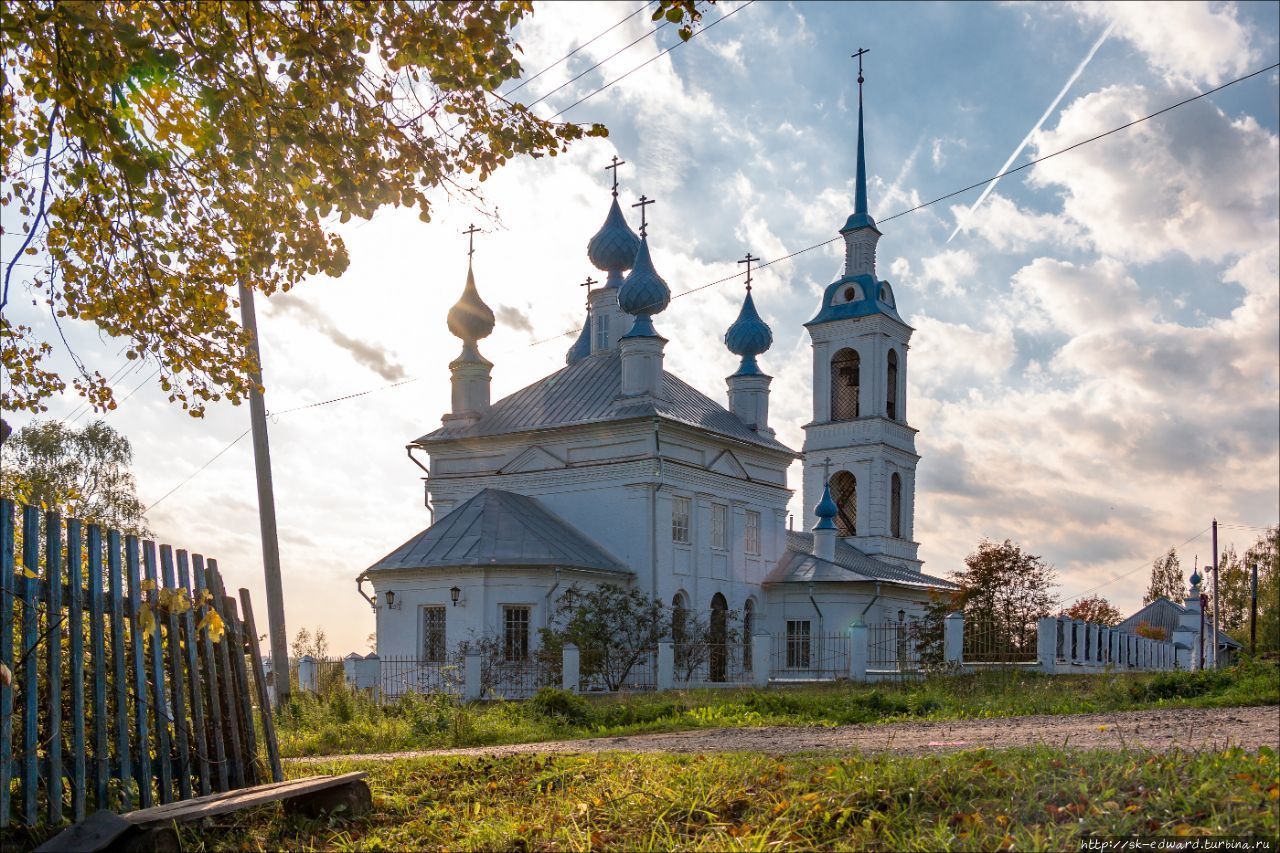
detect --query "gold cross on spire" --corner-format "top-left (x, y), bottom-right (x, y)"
top-left (462, 223), bottom-right (481, 259)
top-left (631, 194), bottom-right (655, 237)
top-left (604, 156), bottom-right (626, 198)
top-left (738, 252), bottom-right (759, 292)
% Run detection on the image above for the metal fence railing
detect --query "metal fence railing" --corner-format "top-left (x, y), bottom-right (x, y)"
top-left (486, 658), bottom-right (554, 700)
top-left (380, 657), bottom-right (462, 700)
top-left (770, 632), bottom-right (850, 681)
top-left (867, 622), bottom-right (922, 673)
top-left (579, 648), bottom-right (658, 693)
top-left (673, 642), bottom-right (752, 686)
top-left (963, 618), bottom-right (1038, 664)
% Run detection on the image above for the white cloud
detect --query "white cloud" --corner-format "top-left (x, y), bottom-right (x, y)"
top-left (949, 193), bottom-right (1084, 252)
top-left (910, 314), bottom-right (1017, 393)
top-left (918, 249), bottom-right (977, 297)
top-left (1070, 1), bottom-right (1261, 88)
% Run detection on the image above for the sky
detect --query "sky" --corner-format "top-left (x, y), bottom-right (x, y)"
top-left (4, 1), bottom-right (1278, 655)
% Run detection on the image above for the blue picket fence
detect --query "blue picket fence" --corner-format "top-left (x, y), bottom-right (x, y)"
top-left (0, 499), bottom-right (281, 829)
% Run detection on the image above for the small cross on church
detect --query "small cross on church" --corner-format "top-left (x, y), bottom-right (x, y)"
top-left (738, 252), bottom-right (759, 292)
top-left (631, 195), bottom-right (655, 237)
top-left (822, 456), bottom-right (832, 484)
top-left (604, 156), bottom-right (626, 198)
top-left (852, 47), bottom-right (869, 84)
top-left (579, 275), bottom-right (598, 310)
top-left (463, 223), bottom-right (481, 258)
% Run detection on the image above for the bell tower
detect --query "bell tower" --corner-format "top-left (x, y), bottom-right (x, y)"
top-left (801, 50), bottom-right (920, 571)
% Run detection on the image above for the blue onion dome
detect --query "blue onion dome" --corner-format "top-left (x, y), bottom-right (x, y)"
top-left (618, 236), bottom-right (670, 337)
top-left (566, 314), bottom-right (591, 365)
top-left (587, 197), bottom-right (642, 287)
top-left (447, 262), bottom-right (495, 359)
top-left (724, 289), bottom-right (772, 375)
top-left (1190, 567), bottom-right (1202, 588)
top-left (814, 483), bottom-right (838, 531)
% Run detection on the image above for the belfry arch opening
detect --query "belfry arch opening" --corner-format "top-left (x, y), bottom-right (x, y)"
top-left (831, 348), bottom-right (860, 421)
top-left (829, 471), bottom-right (857, 537)
top-left (887, 348), bottom-right (899, 421)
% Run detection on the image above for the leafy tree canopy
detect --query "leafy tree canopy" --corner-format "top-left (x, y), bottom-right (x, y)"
top-left (0, 418), bottom-right (150, 534)
top-left (1, 1), bottom-right (701, 417)
top-left (1144, 548), bottom-right (1184, 605)
top-left (1063, 594), bottom-right (1123, 627)
top-left (951, 538), bottom-right (1060, 629)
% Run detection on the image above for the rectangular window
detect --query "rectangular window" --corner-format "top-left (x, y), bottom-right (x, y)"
top-left (593, 314), bottom-right (609, 350)
top-left (711, 504), bottom-right (728, 550)
top-left (786, 620), bottom-right (811, 669)
top-left (503, 606), bottom-right (530, 662)
top-left (744, 510), bottom-right (761, 555)
top-left (672, 496), bottom-right (691, 544)
top-left (421, 606), bottom-right (446, 663)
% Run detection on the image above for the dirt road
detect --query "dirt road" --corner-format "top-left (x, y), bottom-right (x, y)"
top-left (289, 704), bottom-right (1279, 763)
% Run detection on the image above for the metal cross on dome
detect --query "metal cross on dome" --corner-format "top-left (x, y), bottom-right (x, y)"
top-left (631, 195), bottom-right (655, 237)
top-left (822, 457), bottom-right (833, 484)
top-left (604, 156), bottom-right (626, 198)
top-left (852, 47), bottom-right (869, 85)
top-left (580, 275), bottom-right (598, 309)
top-left (738, 252), bottom-right (759, 292)
top-left (463, 223), bottom-right (481, 258)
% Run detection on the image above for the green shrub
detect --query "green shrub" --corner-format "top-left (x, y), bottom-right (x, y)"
top-left (526, 688), bottom-right (595, 726)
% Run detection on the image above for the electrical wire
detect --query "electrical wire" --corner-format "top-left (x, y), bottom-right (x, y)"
top-left (1064, 526), bottom-right (1211, 604)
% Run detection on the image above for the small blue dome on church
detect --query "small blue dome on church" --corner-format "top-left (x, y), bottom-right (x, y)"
top-left (566, 314), bottom-right (591, 365)
top-left (619, 236), bottom-right (670, 337)
top-left (588, 198), bottom-right (642, 286)
top-left (724, 289), bottom-right (772, 375)
top-left (447, 263), bottom-right (495, 354)
top-left (1190, 568), bottom-right (1202, 587)
top-left (814, 483), bottom-right (838, 531)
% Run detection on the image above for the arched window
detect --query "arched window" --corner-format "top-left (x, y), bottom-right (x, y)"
top-left (671, 592), bottom-right (689, 647)
top-left (742, 599), bottom-right (755, 672)
top-left (829, 471), bottom-right (857, 537)
top-left (830, 348), bottom-right (860, 421)
top-left (887, 349), bottom-right (899, 421)
top-left (709, 593), bottom-right (728, 682)
top-left (890, 472), bottom-right (903, 539)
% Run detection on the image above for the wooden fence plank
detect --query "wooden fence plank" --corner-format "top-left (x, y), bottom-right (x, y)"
top-left (239, 590), bottom-right (283, 783)
top-left (191, 555), bottom-right (229, 793)
top-left (122, 535), bottom-right (145, 810)
top-left (176, 551), bottom-right (211, 796)
top-left (87, 524), bottom-right (108, 810)
top-left (159, 546), bottom-right (192, 800)
top-left (1, 499), bottom-right (15, 828)
top-left (110, 532), bottom-right (134, 811)
top-left (45, 511), bottom-right (64, 825)
top-left (225, 596), bottom-right (260, 786)
top-left (22, 504), bottom-right (41, 826)
top-left (207, 561), bottom-right (245, 789)
top-left (67, 519), bottom-right (86, 822)
top-left (142, 542), bottom-right (173, 803)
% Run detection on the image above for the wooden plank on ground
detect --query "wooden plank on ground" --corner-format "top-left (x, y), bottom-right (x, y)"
top-left (239, 590), bottom-right (283, 782)
top-left (122, 772), bottom-right (368, 827)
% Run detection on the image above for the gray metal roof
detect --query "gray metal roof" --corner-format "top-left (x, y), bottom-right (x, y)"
top-left (367, 488), bottom-right (630, 574)
top-left (1117, 596), bottom-right (1242, 649)
top-left (766, 531), bottom-right (958, 590)
top-left (416, 348), bottom-right (795, 454)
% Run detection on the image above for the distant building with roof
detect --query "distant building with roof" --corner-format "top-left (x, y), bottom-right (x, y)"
top-left (1119, 595), bottom-right (1242, 667)
top-left (359, 66), bottom-right (957, 663)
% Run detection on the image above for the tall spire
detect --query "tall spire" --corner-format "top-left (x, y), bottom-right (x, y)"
top-left (843, 48), bottom-right (878, 234)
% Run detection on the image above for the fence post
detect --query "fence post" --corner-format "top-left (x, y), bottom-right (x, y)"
top-left (848, 623), bottom-right (868, 682)
top-left (298, 655), bottom-right (317, 692)
top-left (752, 634), bottom-right (771, 687)
top-left (355, 653), bottom-right (381, 700)
top-left (1037, 618), bottom-right (1057, 674)
top-left (1070, 620), bottom-right (1083, 666)
top-left (1099, 627), bottom-right (1109, 666)
top-left (463, 651), bottom-right (483, 701)
top-left (562, 644), bottom-right (580, 693)
top-left (657, 642), bottom-right (675, 691)
top-left (944, 611), bottom-right (964, 670)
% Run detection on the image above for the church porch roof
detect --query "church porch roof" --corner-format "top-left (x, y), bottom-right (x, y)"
top-left (1116, 597), bottom-right (1242, 650)
top-left (416, 348), bottom-right (796, 455)
top-left (366, 488), bottom-right (630, 575)
top-left (766, 530), bottom-right (957, 590)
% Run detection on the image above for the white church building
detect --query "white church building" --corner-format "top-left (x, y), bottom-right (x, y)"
top-left (358, 70), bottom-right (956, 666)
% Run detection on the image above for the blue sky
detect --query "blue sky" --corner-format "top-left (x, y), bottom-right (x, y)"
top-left (4, 1), bottom-right (1278, 653)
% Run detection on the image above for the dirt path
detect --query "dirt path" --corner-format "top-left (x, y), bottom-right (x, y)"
top-left (289, 705), bottom-right (1279, 763)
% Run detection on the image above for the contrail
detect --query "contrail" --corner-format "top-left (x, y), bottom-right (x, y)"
top-left (946, 20), bottom-right (1116, 243)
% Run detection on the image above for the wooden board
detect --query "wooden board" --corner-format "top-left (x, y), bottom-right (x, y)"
top-left (121, 772), bottom-right (369, 827)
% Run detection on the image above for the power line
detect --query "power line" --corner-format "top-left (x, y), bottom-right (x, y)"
top-left (1065, 526), bottom-right (1212, 603)
top-left (144, 429), bottom-right (251, 514)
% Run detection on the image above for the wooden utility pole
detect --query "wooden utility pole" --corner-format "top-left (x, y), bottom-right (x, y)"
top-left (238, 282), bottom-right (290, 705)
top-left (1250, 561), bottom-right (1258, 655)
top-left (1211, 518), bottom-right (1219, 669)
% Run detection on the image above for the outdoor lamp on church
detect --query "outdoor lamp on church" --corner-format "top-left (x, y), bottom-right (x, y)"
top-left (450, 585), bottom-right (462, 607)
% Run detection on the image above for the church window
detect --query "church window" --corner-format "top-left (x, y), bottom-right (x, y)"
top-left (830, 471), bottom-right (857, 537)
top-left (421, 606), bottom-right (446, 663)
top-left (891, 473), bottom-right (903, 539)
top-left (592, 313), bottom-right (609, 350)
top-left (887, 349), bottom-right (899, 420)
top-left (711, 503), bottom-right (728, 550)
top-left (503, 606), bottom-right (530, 662)
top-left (843, 286), bottom-right (857, 302)
top-left (672, 592), bottom-right (689, 648)
top-left (831, 348), bottom-right (860, 421)
top-left (786, 620), bottom-right (811, 669)
top-left (743, 599), bottom-right (755, 672)
top-left (672, 496), bottom-right (691, 544)
top-left (744, 510), bottom-right (761, 555)
top-left (709, 593), bottom-right (728, 682)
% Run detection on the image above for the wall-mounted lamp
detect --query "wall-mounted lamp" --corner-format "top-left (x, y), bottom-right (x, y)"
top-left (385, 590), bottom-right (401, 610)
top-left (450, 585), bottom-right (462, 607)
top-left (897, 609), bottom-right (905, 622)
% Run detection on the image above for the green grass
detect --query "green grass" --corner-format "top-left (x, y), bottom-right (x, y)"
top-left (275, 658), bottom-right (1280, 758)
top-left (169, 747), bottom-right (1280, 851)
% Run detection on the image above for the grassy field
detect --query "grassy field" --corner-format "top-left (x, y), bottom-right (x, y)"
top-left (166, 747), bottom-right (1280, 851)
top-left (276, 659), bottom-right (1280, 757)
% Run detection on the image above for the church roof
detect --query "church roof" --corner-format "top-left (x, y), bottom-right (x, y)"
top-left (766, 530), bottom-right (958, 590)
top-left (366, 488), bottom-right (629, 574)
top-left (1116, 597), bottom-right (1242, 649)
top-left (416, 348), bottom-right (795, 454)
